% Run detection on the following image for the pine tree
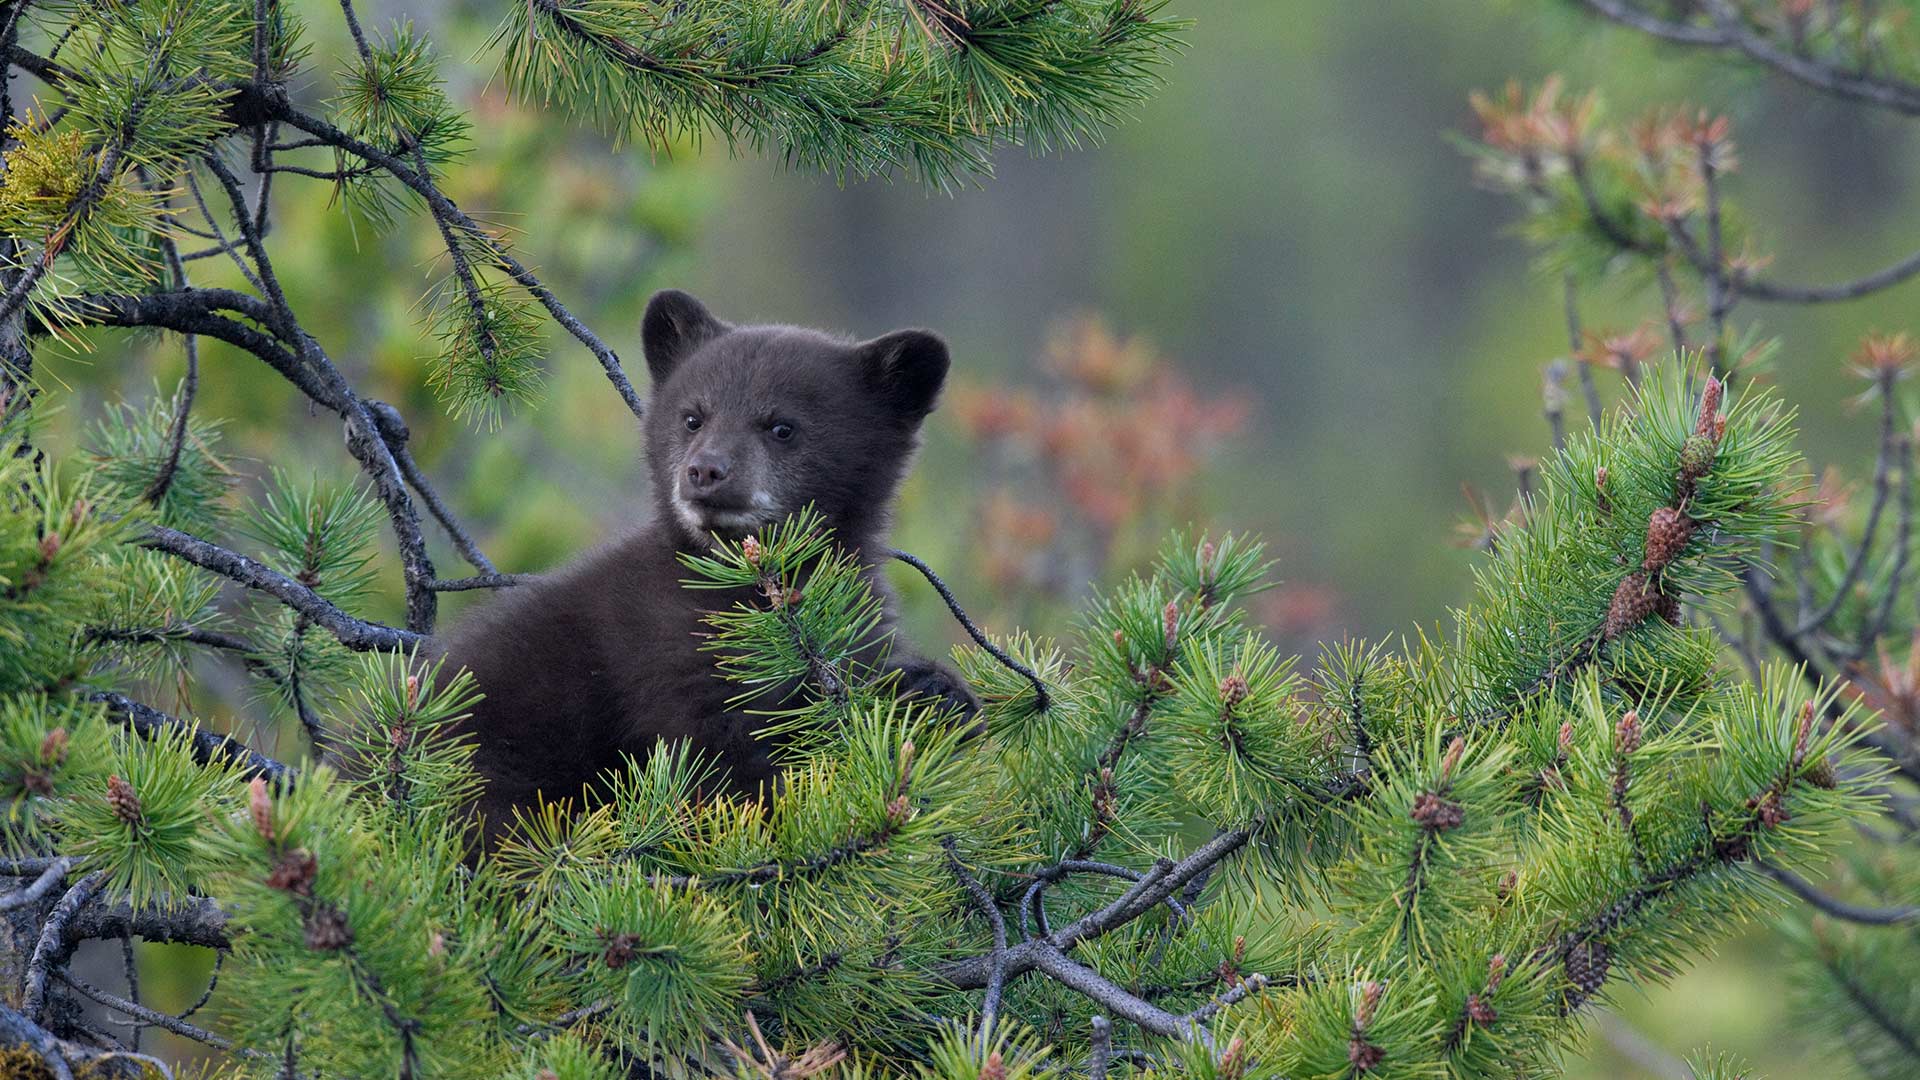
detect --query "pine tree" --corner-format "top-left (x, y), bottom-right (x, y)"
top-left (1467, 4), bottom-right (1920, 1073)
top-left (0, 1), bottom-right (1895, 1078)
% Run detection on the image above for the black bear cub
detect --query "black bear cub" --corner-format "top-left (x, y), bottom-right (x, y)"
top-left (436, 289), bottom-right (978, 839)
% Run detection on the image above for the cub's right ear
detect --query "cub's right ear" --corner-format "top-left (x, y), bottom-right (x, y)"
top-left (642, 289), bottom-right (727, 386)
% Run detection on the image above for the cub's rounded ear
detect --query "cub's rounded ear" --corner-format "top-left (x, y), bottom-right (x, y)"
top-left (642, 289), bottom-right (727, 386)
top-left (857, 329), bottom-right (950, 420)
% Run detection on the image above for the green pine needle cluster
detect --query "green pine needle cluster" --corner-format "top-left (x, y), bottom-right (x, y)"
top-left (489, 0), bottom-right (1187, 188)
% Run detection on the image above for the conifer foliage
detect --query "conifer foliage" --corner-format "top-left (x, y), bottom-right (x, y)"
top-left (0, 0), bottom-right (1892, 1077)
top-left (1469, 3), bottom-right (1920, 1072)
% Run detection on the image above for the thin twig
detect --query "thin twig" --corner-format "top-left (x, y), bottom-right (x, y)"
top-left (889, 547), bottom-right (1051, 711)
top-left (1794, 376), bottom-right (1898, 637)
top-left (429, 573), bottom-right (529, 591)
top-left (24, 870), bottom-right (106, 1018)
top-left (944, 838), bottom-right (1008, 1039)
top-left (1760, 860), bottom-right (1920, 924)
top-left (86, 690), bottom-right (296, 785)
top-left (140, 200), bottom-right (201, 507)
top-left (271, 106), bottom-right (646, 420)
top-left (1563, 275), bottom-right (1603, 428)
top-left (1087, 1016), bottom-right (1112, 1080)
top-left (0, 857), bottom-right (69, 912)
top-left (138, 524), bottom-right (422, 653)
top-left (56, 968), bottom-right (241, 1051)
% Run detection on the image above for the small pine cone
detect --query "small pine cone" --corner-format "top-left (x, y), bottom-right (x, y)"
top-left (266, 848), bottom-right (318, 896)
top-left (601, 930), bottom-right (640, 970)
top-left (1410, 791), bottom-right (1464, 831)
top-left (1615, 710), bottom-right (1642, 754)
top-left (536, 1071), bottom-right (560, 1080)
top-left (1219, 672), bottom-right (1250, 706)
top-left (21, 772), bottom-right (52, 797)
top-left (1750, 789), bottom-right (1791, 829)
top-left (37, 727), bottom-right (67, 768)
top-left (1679, 434), bottom-right (1717, 481)
top-left (1348, 1038), bottom-right (1384, 1072)
top-left (1654, 590), bottom-right (1682, 625)
top-left (1604, 571), bottom-right (1661, 639)
top-left (1563, 940), bottom-right (1611, 1007)
top-left (1216, 1037), bottom-right (1247, 1080)
top-left (741, 534), bottom-right (763, 566)
top-left (303, 903), bottom-right (353, 952)
top-left (1641, 507), bottom-right (1694, 571)
top-left (1805, 755), bottom-right (1838, 789)
top-left (105, 774), bottom-right (142, 826)
top-left (982, 1051), bottom-right (1007, 1080)
top-left (1357, 980), bottom-right (1384, 1024)
top-left (249, 778), bottom-right (275, 843)
top-left (1465, 992), bottom-right (1497, 1027)
top-left (37, 532), bottom-right (60, 563)
top-left (1695, 377), bottom-right (1724, 438)
top-left (1496, 870), bottom-right (1518, 900)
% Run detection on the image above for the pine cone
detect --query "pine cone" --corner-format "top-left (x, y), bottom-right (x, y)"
top-left (1678, 433), bottom-right (1717, 481)
top-left (1695, 377), bottom-right (1724, 438)
top-left (1563, 940), bottom-right (1611, 1008)
top-left (1641, 507), bottom-right (1693, 571)
top-left (1750, 789), bottom-right (1791, 828)
top-left (1218, 672), bottom-right (1250, 706)
top-left (1806, 755), bottom-right (1838, 789)
top-left (249, 777), bottom-right (275, 843)
top-left (601, 930), bottom-right (640, 970)
top-left (1465, 992), bottom-right (1497, 1026)
top-left (1348, 1038), bottom-right (1384, 1072)
top-left (37, 727), bottom-right (67, 768)
top-left (1615, 710), bottom-right (1642, 754)
top-left (105, 774), bottom-right (142, 826)
top-left (1654, 590), bottom-right (1682, 625)
top-left (1410, 791), bottom-right (1465, 831)
top-left (303, 903), bottom-right (353, 952)
top-left (266, 848), bottom-right (318, 896)
top-left (1603, 571), bottom-right (1662, 639)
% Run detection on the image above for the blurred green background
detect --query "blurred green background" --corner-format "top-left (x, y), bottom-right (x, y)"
top-left (28, 1), bottom-right (1920, 1074)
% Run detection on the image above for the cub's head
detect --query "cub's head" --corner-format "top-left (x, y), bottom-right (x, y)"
top-left (640, 289), bottom-right (950, 548)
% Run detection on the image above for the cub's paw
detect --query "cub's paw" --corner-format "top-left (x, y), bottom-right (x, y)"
top-left (888, 657), bottom-right (982, 723)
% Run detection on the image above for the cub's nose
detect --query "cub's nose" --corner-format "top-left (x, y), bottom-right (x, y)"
top-left (685, 452), bottom-right (731, 493)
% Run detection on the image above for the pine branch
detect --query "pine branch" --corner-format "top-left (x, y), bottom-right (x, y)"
top-left (1759, 861), bottom-right (1920, 925)
top-left (55, 967), bottom-right (240, 1052)
top-left (936, 824), bottom-right (1255, 991)
top-left (23, 870), bottom-right (105, 1019)
top-left (890, 547), bottom-right (1051, 711)
top-left (0, 857), bottom-right (70, 912)
top-left (1579, 0), bottom-right (1920, 115)
top-left (84, 690), bottom-right (296, 785)
top-left (270, 106), bottom-right (645, 420)
top-left (135, 524), bottom-right (421, 652)
top-left (0, 1002), bottom-right (74, 1080)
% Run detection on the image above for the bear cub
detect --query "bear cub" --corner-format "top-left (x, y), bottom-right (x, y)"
top-left (436, 289), bottom-right (979, 838)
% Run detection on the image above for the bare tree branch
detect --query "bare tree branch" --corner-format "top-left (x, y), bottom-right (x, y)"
top-left (137, 524), bottom-right (422, 654)
top-left (85, 691), bottom-right (297, 785)
top-left (1759, 860), bottom-right (1920, 925)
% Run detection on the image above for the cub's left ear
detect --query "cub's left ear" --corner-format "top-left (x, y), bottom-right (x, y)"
top-left (856, 329), bottom-right (950, 420)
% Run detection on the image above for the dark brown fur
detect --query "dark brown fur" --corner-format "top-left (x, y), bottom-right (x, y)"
top-left (435, 290), bottom-right (977, 840)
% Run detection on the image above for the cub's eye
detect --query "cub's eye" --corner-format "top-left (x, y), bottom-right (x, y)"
top-left (769, 422), bottom-right (795, 442)
top-left (684, 414), bottom-right (702, 432)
